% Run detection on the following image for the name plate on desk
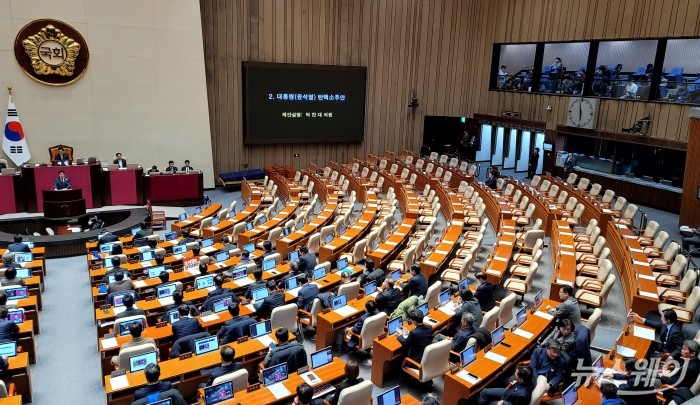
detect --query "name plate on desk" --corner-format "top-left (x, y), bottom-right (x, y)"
top-left (179, 352), bottom-right (192, 360)
top-left (486, 269), bottom-right (500, 276)
top-left (638, 274), bottom-right (655, 281)
top-left (534, 311), bottom-right (553, 320)
top-left (639, 291), bottom-right (658, 299)
top-left (484, 351), bottom-right (506, 364)
top-left (633, 261), bottom-right (650, 267)
top-left (247, 383), bottom-right (261, 393)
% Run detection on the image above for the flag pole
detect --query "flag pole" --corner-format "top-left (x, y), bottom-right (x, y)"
top-left (7, 86), bottom-right (11, 103)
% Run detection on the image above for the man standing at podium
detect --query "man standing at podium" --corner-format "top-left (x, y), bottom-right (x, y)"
top-left (53, 170), bottom-right (72, 190)
top-left (113, 152), bottom-right (127, 168)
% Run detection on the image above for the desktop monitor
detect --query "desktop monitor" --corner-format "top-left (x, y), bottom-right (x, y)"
top-left (332, 294), bottom-right (347, 310)
top-left (313, 267), bottom-right (326, 281)
top-left (15, 268), bottom-right (31, 279)
top-left (459, 277), bottom-right (469, 290)
top-left (460, 345), bottom-right (477, 368)
top-left (178, 213), bottom-right (187, 221)
top-left (173, 245), bottom-right (187, 255)
top-left (387, 317), bottom-right (403, 335)
top-left (390, 270), bottom-right (401, 281)
top-left (129, 350), bottom-right (158, 373)
top-left (5, 287), bottom-right (28, 301)
top-left (201, 238), bottom-right (214, 248)
top-left (216, 251), bottom-right (230, 262)
top-left (491, 325), bottom-right (505, 347)
top-left (251, 288), bottom-right (269, 301)
top-left (516, 307), bottom-right (527, 327)
top-left (377, 386), bottom-right (401, 405)
top-left (195, 275), bottom-right (215, 290)
top-left (131, 227), bottom-right (141, 236)
top-left (203, 381), bottom-right (234, 405)
top-left (165, 231), bottom-right (178, 241)
top-left (243, 243), bottom-right (255, 253)
top-left (213, 297), bottom-right (233, 313)
top-left (416, 302), bottom-right (428, 317)
top-left (6, 309), bottom-right (24, 324)
top-left (140, 250), bottom-right (155, 262)
top-left (100, 244), bottom-right (113, 254)
top-left (336, 257), bottom-right (348, 271)
top-left (13, 253), bottom-right (32, 263)
top-left (363, 281), bottom-right (377, 296)
top-left (0, 342), bottom-right (17, 358)
top-left (147, 266), bottom-right (165, 279)
top-left (119, 317), bottom-right (147, 336)
top-left (157, 283), bottom-right (177, 299)
top-left (259, 216), bottom-right (267, 225)
top-left (324, 232), bottom-right (334, 244)
top-left (533, 290), bottom-right (543, 310)
top-left (288, 250), bottom-right (299, 262)
top-left (194, 335), bottom-right (219, 355)
top-left (262, 258), bottom-right (276, 271)
top-left (439, 289), bottom-right (451, 306)
top-left (562, 382), bottom-right (579, 405)
top-left (245, 222), bottom-right (254, 231)
top-left (310, 346), bottom-right (333, 369)
top-left (250, 320), bottom-right (272, 339)
top-left (261, 363), bottom-right (288, 387)
top-left (211, 218), bottom-right (220, 226)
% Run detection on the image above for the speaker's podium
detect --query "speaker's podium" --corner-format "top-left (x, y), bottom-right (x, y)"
top-left (42, 189), bottom-right (86, 218)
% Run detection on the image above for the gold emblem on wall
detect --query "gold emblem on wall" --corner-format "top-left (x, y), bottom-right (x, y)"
top-left (14, 19), bottom-right (89, 86)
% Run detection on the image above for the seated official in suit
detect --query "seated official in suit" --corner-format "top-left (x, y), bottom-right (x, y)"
top-left (546, 285), bottom-right (582, 327)
top-left (107, 271), bottom-right (135, 293)
top-left (656, 340), bottom-right (700, 394)
top-left (132, 389), bottom-right (186, 405)
top-left (453, 287), bottom-right (483, 333)
top-left (631, 309), bottom-right (685, 360)
top-left (200, 345), bottom-right (243, 386)
top-left (217, 303), bottom-right (255, 344)
top-left (201, 275), bottom-right (238, 312)
top-left (53, 170), bottom-right (72, 190)
top-left (599, 358), bottom-right (655, 405)
top-left (181, 160), bottom-right (195, 173)
top-left (147, 165), bottom-right (159, 174)
top-left (220, 236), bottom-right (237, 251)
top-left (160, 291), bottom-right (198, 322)
top-left (398, 309), bottom-right (433, 365)
top-left (253, 280), bottom-right (285, 319)
top-left (115, 294), bottom-right (145, 320)
top-left (261, 240), bottom-right (276, 260)
top-left (375, 277), bottom-right (402, 315)
top-left (295, 383), bottom-right (325, 405)
top-left (341, 300), bottom-right (380, 352)
top-left (0, 307), bottom-right (19, 342)
top-left (262, 327), bottom-right (307, 371)
top-left (111, 322), bottom-right (156, 365)
top-left (400, 263), bottom-right (428, 298)
top-left (0, 267), bottom-right (25, 288)
top-left (7, 235), bottom-right (31, 253)
top-left (433, 312), bottom-right (476, 353)
top-left (474, 271), bottom-right (496, 311)
top-left (165, 161), bottom-right (178, 173)
top-left (296, 275), bottom-right (319, 312)
top-left (134, 222), bottom-right (154, 239)
top-left (358, 261), bottom-right (385, 286)
top-left (476, 364), bottom-right (534, 405)
top-left (0, 293), bottom-right (15, 312)
top-left (245, 268), bottom-right (268, 300)
top-left (530, 340), bottom-right (567, 395)
top-left (0, 252), bottom-right (18, 273)
top-left (97, 230), bottom-right (119, 246)
top-left (172, 304), bottom-right (202, 340)
top-left (297, 246), bottom-right (317, 277)
top-left (326, 361), bottom-right (363, 405)
top-left (113, 152), bottom-right (127, 168)
top-left (281, 261), bottom-right (304, 283)
top-left (598, 384), bottom-right (629, 405)
top-left (102, 257), bottom-right (132, 284)
top-left (133, 364), bottom-right (173, 401)
top-left (53, 146), bottom-right (70, 166)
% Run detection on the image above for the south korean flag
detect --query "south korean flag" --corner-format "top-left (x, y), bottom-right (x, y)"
top-left (3, 93), bottom-right (31, 166)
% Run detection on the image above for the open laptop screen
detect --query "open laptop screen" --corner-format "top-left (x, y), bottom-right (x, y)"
top-left (203, 381), bottom-right (233, 405)
top-left (332, 294), bottom-right (347, 310)
top-left (262, 363), bottom-right (288, 387)
top-left (195, 275), bottom-right (215, 290)
top-left (562, 382), bottom-right (578, 405)
top-left (310, 346), bottom-right (333, 369)
top-left (492, 325), bottom-right (505, 346)
top-left (194, 335), bottom-right (219, 355)
top-left (262, 258), bottom-right (276, 271)
top-left (288, 250), bottom-right (299, 261)
top-left (313, 267), bottom-right (326, 281)
top-left (377, 386), bottom-right (401, 405)
top-left (516, 307), bottom-right (527, 327)
top-left (460, 345), bottom-right (477, 368)
top-left (129, 350), bottom-right (158, 373)
top-left (250, 320), bottom-right (272, 339)
top-left (364, 281), bottom-right (377, 296)
top-left (387, 317), bottom-right (403, 335)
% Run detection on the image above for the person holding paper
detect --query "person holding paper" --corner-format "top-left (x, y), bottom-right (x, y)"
top-left (631, 309), bottom-right (684, 360)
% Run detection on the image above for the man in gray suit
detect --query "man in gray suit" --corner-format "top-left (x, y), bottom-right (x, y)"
top-left (546, 285), bottom-right (581, 326)
top-left (111, 322), bottom-right (155, 365)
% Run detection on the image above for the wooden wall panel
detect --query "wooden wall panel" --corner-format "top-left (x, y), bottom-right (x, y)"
top-left (680, 117), bottom-right (700, 226)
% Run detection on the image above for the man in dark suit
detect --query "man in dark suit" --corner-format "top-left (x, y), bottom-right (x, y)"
top-left (0, 307), bottom-right (19, 342)
top-left (200, 346), bottom-right (243, 386)
top-left (133, 364), bottom-right (172, 401)
top-left (327, 361), bottom-right (363, 405)
top-left (530, 341), bottom-right (567, 395)
top-left (7, 236), bottom-right (30, 253)
top-left (0, 252), bottom-right (18, 273)
top-left (599, 358), bottom-right (657, 405)
top-left (296, 275), bottom-right (319, 311)
top-left (632, 309), bottom-right (685, 359)
top-left (260, 240), bottom-right (276, 260)
top-left (217, 303), bottom-right (254, 344)
top-left (160, 291), bottom-right (198, 322)
top-left (114, 294), bottom-right (144, 320)
top-left (398, 309), bottom-right (433, 365)
top-left (253, 280), bottom-right (285, 319)
top-left (295, 383), bottom-right (325, 405)
top-left (245, 268), bottom-right (267, 300)
top-left (106, 271), bottom-right (134, 293)
top-left (200, 275), bottom-right (235, 312)
top-left (97, 230), bottom-right (118, 246)
top-left (477, 364), bottom-right (534, 405)
top-left (375, 278), bottom-right (402, 315)
top-left (102, 256), bottom-right (132, 283)
top-left (527, 147), bottom-right (540, 179)
top-left (113, 152), bottom-right (127, 168)
top-left (165, 160), bottom-right (178, 173)
top-left (53, 147), bottom-right (70, 165)
top-left (343, 300), bottom-right (380, 349)
top-left (474, 272), bottom-right (496, 311)
top-left (657, 340), bottom-right (700, 390)
top-left (53, 170), bottom-right (72, 190)
top-left (181, 160), bottom-right (195, 173)
top-left (453, 287), bottom-right (483, 333)
top-left (172, 304), bottom-right (202, 340)
top-left (262, 327), bottom-right (306, 370)
top-left (547, 285), bottom-right (582, 327)
top-left (450, 313), bottom-right (476, 352)
top-left (297, 246), bottom-right (317, 277)
top-left (401, 263), bottom-right (428, 298)
top-left (358, 261), bottom-right (385, 286)
top-left (134, 221), bottom-right (154, 239)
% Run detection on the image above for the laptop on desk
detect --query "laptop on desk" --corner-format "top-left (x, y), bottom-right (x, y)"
top-left (203, 381), bottom-right (233, 404)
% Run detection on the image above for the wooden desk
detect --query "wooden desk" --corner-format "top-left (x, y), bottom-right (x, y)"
top-left (370, 306), bottom-right (453, 387)
top-left (17, 321), bottom-right (35, 365)
top-left (276, 196), bottom-right (338, 257)
top-left (238, 199), bottom-right (300, 246)
top-left (201, 182), bottom-right (262, 241)
top-left (442, 300), bottom-right (559, 405)
top-left (170, 203), bottom-right (223, 233)
top-left (481, 219), bottom-right (516, 285)
top-left (421, 219), bottom-right (464, 279)
top-left (316, 294), bottom-right (375, 350)
top-left (144, 172), bottom-right (203, 206)
top-left (5, 353), bottom-right (31, 403)
top-left (507, 179), bottom-right (560, 236)
top-left (549, 220), bottom-right (577, 300)
top-left (0, 396), bottom-right (21, 405)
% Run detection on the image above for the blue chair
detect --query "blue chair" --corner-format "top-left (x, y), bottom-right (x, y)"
top-left (542, 65), bottom-right (552, 74)
top-left (659, 86), bottom-right (668, 98)
top-left (635, 66), bottom-right (646, 75)
top-left (668, 66), bottom-right (684, 76)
